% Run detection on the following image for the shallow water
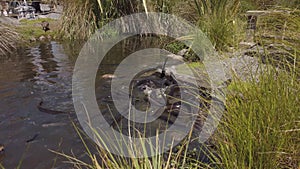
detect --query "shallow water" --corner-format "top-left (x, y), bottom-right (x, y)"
top-left (0, 39), bottom-right (151, 168)
top-left (0, 37), bottom-right (211, 168)
top-left (0, 41), bottom-right (87, 169)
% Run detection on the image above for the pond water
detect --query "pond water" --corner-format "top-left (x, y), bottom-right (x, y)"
top-left (0, 37), bottom-right (212, 168)
top-left (0, 38), bottom-right (173, 168)
top-left (0, 41), bottom-right (94, 168)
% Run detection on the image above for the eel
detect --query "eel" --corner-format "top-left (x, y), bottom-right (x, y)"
top-left (26, 133), bottom-right (39, 143)
top-left (37, 101), bottom-right (68, 115)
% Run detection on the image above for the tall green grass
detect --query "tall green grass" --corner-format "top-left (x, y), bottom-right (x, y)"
top-left (15, 18), bottom-right (59, 41)
top-left (59, 0), bottom-right (98, 40)
top-left (194, 0), bottom-right (243, 51)
top-left (206, 62), bottom-right (300, 169)
top-left (59, 0), bottom-right (149, 40)
top-left (54, 122), bottom-right (207, 169)
top-left (59, 0), bottom-right (245, 50)
top-left (256, 9), bottom-right (300, 46)
top-left (253, 8), bottom-right (300, 70)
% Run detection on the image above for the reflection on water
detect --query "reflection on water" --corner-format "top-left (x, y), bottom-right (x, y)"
top-left (0, 36), bottom-right (207, 168)
top-left (0, 38), bottom-right (155, 168)
top-left (0, 38), bottom-right (159, 168)
top-left (0, 41), bottom-right (85, 169)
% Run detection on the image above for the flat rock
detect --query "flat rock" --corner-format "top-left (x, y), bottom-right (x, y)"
top-left (177, 48), bottom-right (189, 56)
top-left (0, 17), bottom-right (19, 25)
top-left (239, 41), bottom-right (257, 49)
top-left (222, 54), bottom-right (264, 81)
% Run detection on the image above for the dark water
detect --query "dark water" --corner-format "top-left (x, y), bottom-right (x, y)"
top-left (0, 37), bottom-right (211, 168)
top-left (0, 38), bottom-right (165, 168)
top-left (0, 41), bottom-right (88, 169)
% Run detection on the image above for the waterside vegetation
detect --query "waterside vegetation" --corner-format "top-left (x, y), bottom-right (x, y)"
top-left (55, 0), bottom-right (300, 169)
top-left (0, 0), bottom-right (299, 168)
top-left (56, 0), bottom-right (300, 168)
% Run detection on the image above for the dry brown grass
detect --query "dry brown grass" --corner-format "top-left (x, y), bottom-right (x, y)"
top-left (0, 25), bottom-right (20, 56)
top-left (59, 0), bottom-right (98, 40)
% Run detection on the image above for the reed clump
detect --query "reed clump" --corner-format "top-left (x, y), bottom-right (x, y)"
top-left (59, 0), bottom-right (98, 40)
top-left (206, 62), bottom-right (300, 169)
top-left (0, 25), bottom-right (20, 56)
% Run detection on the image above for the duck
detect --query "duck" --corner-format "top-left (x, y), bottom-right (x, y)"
top-left (41, 21), bottom-right (50, 32)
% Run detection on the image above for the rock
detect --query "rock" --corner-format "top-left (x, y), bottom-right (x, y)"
top-left (39, 35), bottom-right (46, 41)
top-left (163, 64), bottom-right (211, 89)
top-left (38, 13), bottom-right (61, 20)
top-left (0, 16), bottom-right (19, 26)
top-left (29, 37), bottom-right (36, 42)
top-left (222, 54), bottom-right (263, 81)
top-left (167, 53), bottom-right (184, 61)
top-left (239, 41), bottom-right (257, 49)
top-left (54, 5), bottom-right (63, 14)
top-left (177, 48), bottom-right (189, 56)
top-left (244, 45), bottom-right (265, 57)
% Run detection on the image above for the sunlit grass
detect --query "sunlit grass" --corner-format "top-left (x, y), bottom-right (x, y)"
top-left (256, 9), bottom-right (300, 45)
top-left (59, 0), bottom-right (98, 40)
top-left (0, 25), bottom-right (20, 56)
top-left (205, 59), bottom-right (300, 168)
top-left (52, 122), bottom-right (206, 169)
top-left (15, 18), bottom-right (58, 40)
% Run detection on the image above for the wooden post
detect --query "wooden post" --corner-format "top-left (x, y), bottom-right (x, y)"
top-left (246, 15), bottom-right (257, 42)
top-left (245, 10), bottom-right (289, 43)
top-left (245, 10), bottom-right (268, 42)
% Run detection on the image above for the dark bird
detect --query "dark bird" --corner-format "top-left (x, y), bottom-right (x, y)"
top-left (41, 21), bottom-right (50, 32)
